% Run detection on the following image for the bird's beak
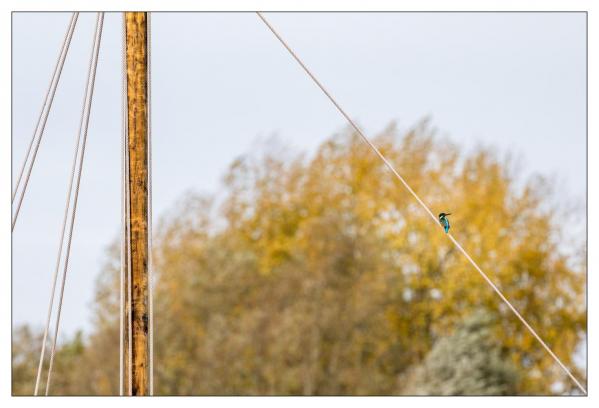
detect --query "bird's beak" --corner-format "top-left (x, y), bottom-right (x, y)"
top-left (446, 213), bottom-right (452, 216)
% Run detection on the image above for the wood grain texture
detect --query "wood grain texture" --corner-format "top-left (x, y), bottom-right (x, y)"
top-left (125, 11), bottom-right (149, 396)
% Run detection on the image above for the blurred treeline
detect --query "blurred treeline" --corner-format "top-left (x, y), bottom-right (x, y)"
top-left (12, 121), bottom-right (586, 395)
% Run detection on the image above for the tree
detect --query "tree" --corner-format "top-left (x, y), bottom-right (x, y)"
top-left (12, 325), bottom-right (41, 395)
top-left (401, 310), bottom-right (519, 395)
top-left (147, 120), bottom-right (585, 394)
top-left (12, 120), bottom-right (586, 395)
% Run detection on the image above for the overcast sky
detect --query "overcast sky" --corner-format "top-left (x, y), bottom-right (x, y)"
top-left (12, 12), bottom-right (586, 337)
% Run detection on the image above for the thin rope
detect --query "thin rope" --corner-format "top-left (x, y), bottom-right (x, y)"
top-left (125, 112), bottom-right (133, 397)
top-left (147, 11), bottom-right (155, 396)
top-left (255, 11), bottom-right (587, 395)
top-left (12, 13), bottom-right (79, 231)
top-left (127, 153), bottom-right (133, 398)
top-left (31, 13), bottom-right (87, 397)
top-left (13, 13), bottom-right (78, 203)
top-left (44, 13), bottom-right (104, 395)
top-left (119, 11), bottom-right (127, 397)
top-left (446, 234), bottom-right (587, 393)
top-left (127, 149), bottom-right (133, 398)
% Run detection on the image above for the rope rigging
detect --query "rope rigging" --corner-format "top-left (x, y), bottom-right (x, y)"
top-left (12, 13), bottom-right (79, 232)
top-left (255, 11), bottom-right (587, 395)
top-left (119, 11), bottom-right (130, 396)
top-left (147, 11), bottom-right (155, 396)
top-left (31, 14), bottom-right (80, 395)
top-left (33, 12), bottom-right (105, 396)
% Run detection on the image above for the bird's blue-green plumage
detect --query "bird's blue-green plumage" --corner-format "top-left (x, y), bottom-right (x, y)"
top-left (438, 212), bottom-right (451, 233)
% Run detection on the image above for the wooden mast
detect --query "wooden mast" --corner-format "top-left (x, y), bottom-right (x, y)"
top-left (125, 11), bottom-right (149, 396)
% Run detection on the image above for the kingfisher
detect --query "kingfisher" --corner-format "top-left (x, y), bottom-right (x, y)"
top-left (438, 212), bottom-right (451, 233)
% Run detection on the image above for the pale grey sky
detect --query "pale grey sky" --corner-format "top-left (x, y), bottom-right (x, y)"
top-left (12, 12), bottom-right (586, 337)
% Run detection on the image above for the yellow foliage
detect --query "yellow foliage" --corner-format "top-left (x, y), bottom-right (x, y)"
top-left (14, 120), bottom-right (585, 395)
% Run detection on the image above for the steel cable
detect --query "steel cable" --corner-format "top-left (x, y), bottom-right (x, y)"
top-left (256, 11), bottom-right (586, 395)
top-left (44, 13), bottom-right (104, 395)
top-left (31, 12), bottom-right (81, 397)
top-left (119, 11), bottom-right (128, 396)
top-left (12, 13), bottom-right (79, 231)
top-left (147, 11), bottom-right (155, 396)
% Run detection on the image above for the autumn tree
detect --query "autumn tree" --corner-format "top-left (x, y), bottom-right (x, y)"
top-left (150, 120), bottom-right (585, 394)
top-left (12, 326), bottom-right (42, 396)
top-left (13, 120), bottom-right (586, 395)
top-left (401, 310), bottom-right (519, 395)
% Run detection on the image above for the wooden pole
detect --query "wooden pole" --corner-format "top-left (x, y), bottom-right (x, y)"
top-left (125, 11), bottom-right (149, 396)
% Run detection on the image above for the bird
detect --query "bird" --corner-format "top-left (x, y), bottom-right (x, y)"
top-left (438, 212), bottom-right (451, 233)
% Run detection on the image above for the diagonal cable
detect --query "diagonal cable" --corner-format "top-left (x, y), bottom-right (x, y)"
top-left (119, 11), bottom-right (128, 397)
top-left (255, 11), bottom-right (586, 395)
top-left (43, 13), bottom-right (104, 395)
top-left (32, 12), bottom-right (86, 396)
top-left (12, 13), bottom-right (79, 230)
top-left (12, 12), bottom-right (78, 202)
top-left (147, 11), bottom-right (155, 396)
